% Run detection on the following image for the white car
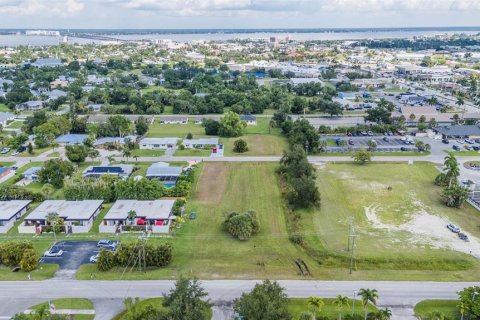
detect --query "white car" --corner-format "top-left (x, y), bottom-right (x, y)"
top-left (44, 247), bottom-right (63, 257)
top-left (456, 140), bottom-right (466, 144)
top-left (11, 152), bottom-right (19, 156)
top-left (465, 139), bottom-right (475, 144)
top-left (89, 253), bottom-right (99, 263)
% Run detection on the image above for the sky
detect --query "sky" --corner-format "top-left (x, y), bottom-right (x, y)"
top-left (1, 0), bottom-right (480, 29)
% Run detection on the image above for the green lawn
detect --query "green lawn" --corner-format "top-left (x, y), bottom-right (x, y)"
top-left (414, 300), bottom-right (459, 320)
top-left (47, 152), bottom-right (60, 157)
top-left (146, 119), bottom-right (206, 138)
top-left (294, 162), bottom-right (480, 280)
top-left (288, 298), bottom-right (378, 320)
top-left (7, 121), bottom-right (24, 129)
top-left (319, 151), bottom-right (430, 157)
top-left (18, 146), bottom-right (54, 157)
top-left (30, 298), bottom-right (94, 320)
top-left (173, 148), bottom-right (212, 157)
top-left (221, 117), bottom-right (289, 156)
top-left (447, 150), bottom-right (480, 156)
top-left (0, 264), bottom-right (58, 281)
top-left (0, 104), bottom-right (9, 112)
top-left (120, 149), bottom-right (166, 157)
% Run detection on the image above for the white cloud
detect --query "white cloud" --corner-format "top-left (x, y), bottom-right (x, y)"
top-left (0, 0), bottom-right (84, 16)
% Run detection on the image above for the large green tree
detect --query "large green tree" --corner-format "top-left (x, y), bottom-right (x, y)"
top-left (163, 278), bottom-right (211, 320)
top-left (65, 144), bottom-right (89, 164)
top-left (233, 280), bottom-right (291, 320)
top-left (358, 288), bottom-right (379, 320)
top-left (287, 119), bottom-right (320, 153)
top-left (458, 286), bottom-right (480, 319)
top-left (218, 111), bottom-right (246, 137)
top-left (38, 159), bottom-right (75, 188)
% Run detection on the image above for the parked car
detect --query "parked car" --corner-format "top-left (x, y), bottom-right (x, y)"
top-left (456, 139), bottom-right (465, 144)
top-left (447, 224), bottom-right (461, 233)
top-left (473, 146), bottom-right (480, 151)
top-left (458, 233), bottom-right (470, 242)
top-left (453, 145), bottom-right (461, 151)
top-left (44, 246), bottom-right (63, 257)
top-left (466, 139), bottom-right (475, 144)
top-left (383, 137), bottom-right (389, 142)
top-left (0, 148), bottom-right (10, 154)
top-left (89, 253), bottom-right (100, 263)
top-left (11, 152), bottom-right (19, 156)
top-left (400, 147), bottom-right (408, 151)
top-left (442, 139), bottom-right (449, 144)
top-left (465, 146), bottom-right (475, 151)
top-left (97, 240), bottom-right (118, 250)
top-left (17, 146), bottom-right (26, 153)
top-left (367, 131), bottom-right (373, 136)
top-left (348, 139), bottom-right (354, 146)
top-left (361, 131), bottom-right (367, 136)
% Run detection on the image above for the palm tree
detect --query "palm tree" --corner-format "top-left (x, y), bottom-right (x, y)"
top-left (88, 149), bottom-right (99, 161)
top-left (50, 141), bottom-right (59, 152)
top-left (430, 311), bottom-right (446, 320)
top-left (376, 308), bottom-right (392, 320)
top-left (107, 155), bottom-right (114, 164)
top-left (308, 296), bottom-right (324, 320)
top-left (319, 140), bottom-right (328, 152)
top-left (358, 288), bottom-right (379, 320)
top-left (122, 147), bottom-right (132, 162)
top-left (458, 301), bottom-right (466, 320)
top-left (127, 210), bottom-right (137, 225)
top-left (427, 96), bottom-right (438, 106)
top-left (334, 295), bottom-right (350, 320)
top-left (444, 152), bottom-right (459, 188)
top-left (367, 139), bottom-right (377, 151)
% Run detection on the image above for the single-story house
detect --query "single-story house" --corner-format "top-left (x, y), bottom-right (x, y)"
top-left (81, 85), bottom-right (96, 92)
top-left (31, 58), bottom-right (63, 68)
top-left (159, 116), bottom-right (188, 124)
top-left (83, 165), bottom-right (134, 180)
top-left (139, 137), bottom-right (179, 149)
top-left (0, 167), bottom-right (13, 179)
top-left (46, 89), bottom-right (67, 101)
top-left (0, 112), bottom-right (14, 127)
top-left (434, 125), bottom-right (480, 139)
top-left (240, 115), bottom-right (257, 125)
top-left (19, 200), bottom-right (103, 234)
top-left (55, 134), bottom-right (89, 145)
top-left (337, 92), bottom-right (357, 100)
top-left (93, 136), bottom-right (136, 148)
top-left (50, 79), bottom-right (69, 90)
top-left (182, 138), bottom-right (219, 149)
top-left (289, 78), bottom-right (324, 86)
top-left (87, 104), bottom-right (103, 112)
top-left (0, 200), bottom-right (32, 233)
top-left (194, 117), bottom-right (204, 124)
top-left (146, 164), bottom-right (183, 185)
top-left (23, 166), bottom-right (42, 181)
top-left (100, 199), bottom-right (175, 233)
top-left (15, 100), bottom-right (44, 111)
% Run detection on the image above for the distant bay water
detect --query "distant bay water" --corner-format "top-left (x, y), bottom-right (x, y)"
top-left (0, 28), bottom-right (479, 47)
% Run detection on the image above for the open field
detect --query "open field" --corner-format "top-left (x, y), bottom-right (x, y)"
top-left (288, 298), bottom-right (378, 320)
top-left (222, 117), bottom-right (288, 156)
top-left (294, 162), bottom-right (480, 280)
top-left (414, 300), bottom-right (459, 319)
top-left (146, 119), bottom-right (206, 138)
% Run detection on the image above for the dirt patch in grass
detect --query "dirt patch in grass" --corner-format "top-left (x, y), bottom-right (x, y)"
top-left (195, 162), bottom-right (228, 204)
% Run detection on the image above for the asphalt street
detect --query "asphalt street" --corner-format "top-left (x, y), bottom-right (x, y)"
top-left (0, 280), bottom-right (479, 319)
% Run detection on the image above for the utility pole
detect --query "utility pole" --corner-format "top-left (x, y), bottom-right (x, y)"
top-left (347, 216), bottom-right (353, 251)
top-left (348, 220), bottom-right (357, 275)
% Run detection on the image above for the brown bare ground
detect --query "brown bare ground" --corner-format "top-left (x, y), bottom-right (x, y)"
top-left (195, 162), bottom-right (228, 204)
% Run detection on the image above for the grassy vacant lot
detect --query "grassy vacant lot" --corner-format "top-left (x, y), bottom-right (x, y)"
top-left (146, 119), bottom-right (206, 138)
top-left (288, 298), bottom-right (377, 320)
top-left (296, 162), bottom-right (480, 280)
top-left (31, 298), bottom-right (94, 320)
top-left (173, 148), bottom-right (212, 156)
top-left (414, 300), bottom-right (459, 320)
top-left (222, 117), bottom-right (288, 156)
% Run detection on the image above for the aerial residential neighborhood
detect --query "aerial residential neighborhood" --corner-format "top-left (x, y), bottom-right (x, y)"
top-left (1, 2), bottom-right (480, 320)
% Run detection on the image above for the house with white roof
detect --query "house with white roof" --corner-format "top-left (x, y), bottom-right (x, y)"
top-left (100, 199), bottom-right (175, 233)
top-left (0, 200), bottom-right (32, 233)
top-left (15, 100), bottom-right (44, 111)
top-left (139, 137), bottom-right (179, 149)
top-left (182, 138), bottom-right (218, 149)
top-left (19, 200), bottom-right (103, 234)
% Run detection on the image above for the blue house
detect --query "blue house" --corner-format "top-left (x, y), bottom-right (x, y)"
top-left (55, 134), bottom-right (89, 145)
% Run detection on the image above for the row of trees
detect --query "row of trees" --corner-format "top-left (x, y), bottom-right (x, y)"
top-left (435, 153), bottom-right (469, 208)
top-left (97, 242), bottom-right (173, 271)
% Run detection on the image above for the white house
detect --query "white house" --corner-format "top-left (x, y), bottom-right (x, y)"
top-left (0, 200), bottom-right (32, 233)
top-left (100, 199), bottom-right (176, 233)
top-left (139, 137), bottom-right (179, 149)
top-left (182, 138), bottom-right (219, 149)
top-left (19, 200), bottom-right (103, 234)
top-left (23, 166), bottom-right (42, 181)
top-left (159, 116), bottom-right (188, 124)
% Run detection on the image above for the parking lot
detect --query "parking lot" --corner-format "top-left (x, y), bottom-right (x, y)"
top-left (40, 241), bottom-right (99, 270)
top-left (323, 136), bottom-right (418, 153)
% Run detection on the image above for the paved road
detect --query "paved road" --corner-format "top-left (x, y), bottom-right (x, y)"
top-left (0, 280), bottom-right (477, 319)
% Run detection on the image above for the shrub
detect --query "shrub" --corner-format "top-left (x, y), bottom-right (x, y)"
top-left (233, 139), bottom-right (248, 153)
top-left (223, 210), bottom-right (259, 240)
top-left (0, 240), bottom-right (35, 267)
top-left (20, 249), bottom-right (39, 272)
top-left (97, 249), bottom-right (115, 271)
